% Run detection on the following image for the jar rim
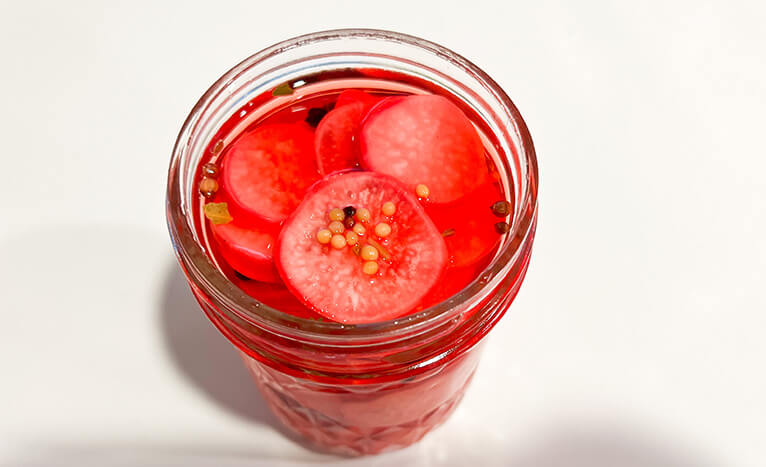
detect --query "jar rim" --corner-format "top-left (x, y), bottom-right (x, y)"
top-left (166, 28), bottom-right (538, 343)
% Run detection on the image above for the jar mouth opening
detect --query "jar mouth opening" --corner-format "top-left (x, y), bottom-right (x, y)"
top-left (166, 28), bottom-right (538, 341)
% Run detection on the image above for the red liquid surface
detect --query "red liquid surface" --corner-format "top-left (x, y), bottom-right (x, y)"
top-left (195, 85), bottom-right (510, 321)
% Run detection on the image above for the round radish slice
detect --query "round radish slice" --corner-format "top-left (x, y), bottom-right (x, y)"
top-left (360, 95), bottom-right (488, 203)
top-left (221, 123), bottom-right (319, 224)
top-left (211, 220), bottom-right (280, 283)
top-left (276, 171), bottom-right (448, 324)
top-left (315, 91), bottom-right (380, 175)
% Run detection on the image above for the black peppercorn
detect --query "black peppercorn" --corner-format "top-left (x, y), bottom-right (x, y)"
top-left (305, 107), bottom-right (329, 127)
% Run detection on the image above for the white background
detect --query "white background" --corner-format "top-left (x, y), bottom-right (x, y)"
top-left (1, 1), bottom-right (764, 466)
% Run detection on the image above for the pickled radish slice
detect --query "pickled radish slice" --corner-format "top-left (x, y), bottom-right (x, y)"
top-left (276, 171), bottom-right (448, 323)
top-left (211, 220), bottom-right (280, 283)
top-left (315, 91), bottom-right (380, 175)
top-left (221, 123), bottom-right (319, 224)
top-left (360, 95), bottom-right (488, 203)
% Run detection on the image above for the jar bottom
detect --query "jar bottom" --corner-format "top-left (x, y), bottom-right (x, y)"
top-left (240, 347), bottom-right (482, 456)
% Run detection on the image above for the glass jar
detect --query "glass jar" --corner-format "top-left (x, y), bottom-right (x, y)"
top-left (166, 29), bottom-right (538, 456)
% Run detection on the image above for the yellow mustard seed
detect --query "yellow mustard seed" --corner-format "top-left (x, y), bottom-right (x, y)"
top-left (366, 237), bottom-right (391, 260)
top-left (328, 208), bottom-right (345, 222)
top-left (331, 234), bottom-right (347, 249)
top-left (316, 229), bottom-right (332, 244)
top-left (328, 221), bottom-right (345, 235)
top-left (353, 223), bottom-right (366, 235)
top-left (415, 184), bottom-right (430, 198)
top-left (381, 201), bottom-right (396, 216)
top-left (361, 245), bottom-right (379, 261)
top-left (355, 207), bottom-right (371, 222)
top-left (345, 231), bottom-right (359, 246)
top-left (374, 222), bottom-right (392, 238)
top-left (362, 261), bottom-right (379, 275)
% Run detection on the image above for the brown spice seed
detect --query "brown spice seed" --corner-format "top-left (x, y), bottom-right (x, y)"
top-left (442, 228), bottom-right (456, 237)
top-left (344, 216), bottom-right (355, 229)
top-left (202, 163), bottom-right (220, 177)
top-left (212, 140), bottom-right (224, 155)
top-left (494, 221), bottom-right (510, 234)
top-left (352, 243), bottom-right (362, 256)
top-left (490, 200), bottom-right (511, 217)
top-left (199, 177), bottom-right (219, 197)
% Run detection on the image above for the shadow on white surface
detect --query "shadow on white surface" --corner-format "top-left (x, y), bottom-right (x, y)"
top-left (6, 421), bottom-right (719, 466)
top-left (159, 262), bottom-right (319, 450)
top-left (159, 263), bottom-right (276, 425)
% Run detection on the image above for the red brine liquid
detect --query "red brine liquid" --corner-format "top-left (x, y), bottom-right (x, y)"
top-left (189, 69), bottom-right (518, 454)
top-left (194, 74), bottom-right (512, 323)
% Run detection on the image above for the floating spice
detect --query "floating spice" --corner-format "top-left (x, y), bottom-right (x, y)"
top-left (211, 139), bottom-right (224, 155)
top-left (362, 261), bottom-right (379, 275)
top-left (374, 222), bottom-right (392, 238)
top-left (490, 200), bottom-right (511, 217)
top-left (328, 221), bottom-right (345, 235)
top-left (272, 82), bottom-right (294, 96)
top-left (360, 245), bottom-right (379, 261)
top-left (352, 223), bottom-right (366, 235)
top-left (330, 234), bottom-right (347, 249)
top-left (351, 243), bottom-right (362, 256)
top-left (494, 221), bottom-right (510, 234)
top-left (355, 208), bottom-right (371, 222)
top-left (381, 202), bottom-right (396, 216)
top-left (415, 184), bottom-right (430, 198)
top-left (305, 107), bottom-right (328, 127)
top-left (345, 231), bottom-right (359, 246)
top-left (343, 206), bottom-right (357, 217)
top-left (202, 162), bottom-right (219, 177)
top-left (442, 228), bottom-right (456, 238)
top-left (316, 229), bottom-right (332, 244)
top-left (328, 208), bottom-right (345, 222)
top-left (199, 177), bottom-right (219, 197)
top-left (366, 237), bottom-right (391, 260)
top-left (203, 202), bottom-right (233, 225)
